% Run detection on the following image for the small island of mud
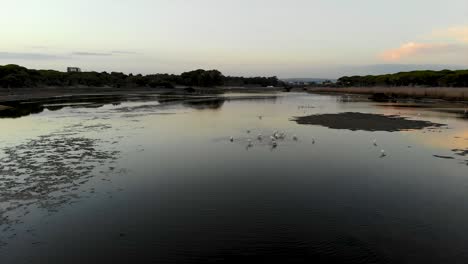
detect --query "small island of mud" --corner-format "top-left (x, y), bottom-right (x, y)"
top-left (292, 112), bottom-right (446, 132)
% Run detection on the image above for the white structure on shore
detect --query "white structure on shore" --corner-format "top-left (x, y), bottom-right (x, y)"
top-left (67, 67), bottom-right (81, 73)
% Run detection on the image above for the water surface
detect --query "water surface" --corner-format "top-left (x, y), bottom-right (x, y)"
top-left (1, 92), bottom-right (467, 263)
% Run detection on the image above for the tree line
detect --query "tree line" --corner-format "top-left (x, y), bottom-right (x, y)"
top-left (337, 70), bottom-right (468, 88)
top-left (0, 64), bottom-right (281, 88)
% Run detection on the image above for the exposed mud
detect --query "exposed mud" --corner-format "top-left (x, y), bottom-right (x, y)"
top-left (292, 112), bottom-right (446, 132)
top-left (0, 123), bottom-right (120, 246)
top-left (452, 149), bottom-right (468, 157)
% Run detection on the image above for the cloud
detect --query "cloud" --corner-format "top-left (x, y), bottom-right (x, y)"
top-left (71, 50), bottom-right (139, 56)
top-left (0, 52), bottom-right (65, 60)
top-left (379, 25), bottom-right (468, 62)
top-left (111, 50), bottom-right (139, 55)
top-left (72, 52), bottom-right (113, 56)
top-left (433, 26), bottom-right (468, 43)
top-left (379, 42), bottom-right (468, 61)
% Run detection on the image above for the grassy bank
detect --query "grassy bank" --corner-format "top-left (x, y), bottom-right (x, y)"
top-left (308, 87), bottom-right (468, 101)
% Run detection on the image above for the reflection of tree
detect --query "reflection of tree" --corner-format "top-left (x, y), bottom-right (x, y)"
top-left (0, 95), bottom-right (126, 118)
top-left (0, 104), bottom-right (44, 118)
top-left (183, 98), bottom-right (225, 110)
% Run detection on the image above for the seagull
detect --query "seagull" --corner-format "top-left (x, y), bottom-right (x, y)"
top-left (293, 135), bottom-right (298, 141)
top-left (373, 139), bottom-right (377, 146)
top-left (270, 136), bottom-right (276, 141)
top-left (247, 139), bottom-right (253, 147)
top-left (230, 136), bottom-right (234, 142)
top-left (312, 138), bottom-right (315, 144)
top-left (258, 115), bottom-right (263, 120)
top-left (257, 134), bottom-right (263, 140)
top-left (272, 141), bottom-right (278, 148)
top-left (247, 130), bottom-right (251, 134)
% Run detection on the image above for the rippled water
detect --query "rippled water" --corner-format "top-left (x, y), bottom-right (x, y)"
top-left (0, 92), bottom-right (467, 263)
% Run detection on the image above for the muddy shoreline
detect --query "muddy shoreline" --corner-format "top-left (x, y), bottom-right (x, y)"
top-left (307, 87), bottom-right (468, 102)
top-left (0, 86), bottom-right (282, 104)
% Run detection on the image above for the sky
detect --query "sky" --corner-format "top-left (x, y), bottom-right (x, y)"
top-left (0, 0), bottom-right (467, 78)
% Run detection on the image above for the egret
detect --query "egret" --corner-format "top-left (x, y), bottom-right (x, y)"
top-left (278, 132), bottom-right (286, 139)
top-left (380, 149), bottom-right (386, 157)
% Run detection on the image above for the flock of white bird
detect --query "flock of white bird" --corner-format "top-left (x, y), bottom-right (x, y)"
top-left (230, 131), bottom-right (387, 157)
top-left (227, 107), bottom-right (467, 157)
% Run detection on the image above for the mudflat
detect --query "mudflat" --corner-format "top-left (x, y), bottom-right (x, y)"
top-left (293, 112), bottom-right (446, 131)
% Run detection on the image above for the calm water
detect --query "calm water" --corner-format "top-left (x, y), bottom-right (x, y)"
top-left (0, 92), bottom-right (467, 263)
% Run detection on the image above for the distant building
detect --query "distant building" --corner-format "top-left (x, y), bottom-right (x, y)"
top-left (67, 67), bottom-right (81, 73)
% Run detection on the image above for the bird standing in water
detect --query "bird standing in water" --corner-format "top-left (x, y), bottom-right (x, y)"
top-left (380, 149), bottom-right (386, 157)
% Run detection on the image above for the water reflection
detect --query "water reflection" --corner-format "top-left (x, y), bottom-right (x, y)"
top-left (0, 103), bottom-right (45, 118)
top-left (0, 92), bottom-right (467, 263)
top-left (183, 98), bottom-right (225, 110)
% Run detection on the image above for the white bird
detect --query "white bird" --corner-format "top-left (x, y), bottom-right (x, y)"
top-left (293, 135), bottom-right (298, 141)
top-left (373, 139), bottom-right (377, 146)
top-left (230, 136), bottom-right (234, 142)
top-left (257, 134), bottom-right (263, 140)
top-left (272, 141), bottom-right (278, 148)
top-left (312, 138), bottom-right (315, 144)
top-left (380, 149), bottom-right (386, 157)
top-left (247, 139), bottom-right (253, 147)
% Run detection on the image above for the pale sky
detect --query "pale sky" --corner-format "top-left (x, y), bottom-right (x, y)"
top-left (1, 0), bottom-right (467, 78)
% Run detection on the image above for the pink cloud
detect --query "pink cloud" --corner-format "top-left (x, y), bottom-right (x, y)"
top-left (436, 26), bottom-right (468, 43)
top-left (379, 25), bottom-right (468, 62)
top-left (379, 42), bottom-right (452, 61)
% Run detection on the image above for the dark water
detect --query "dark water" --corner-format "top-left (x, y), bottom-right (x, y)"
top-left (0, 93), bottom-right (467, 263)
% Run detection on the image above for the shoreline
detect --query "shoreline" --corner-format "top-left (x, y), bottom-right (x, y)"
top-left (307, 86), bottom-right (468, 102)
top-left (0, 86), bottom-right (283, 104)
